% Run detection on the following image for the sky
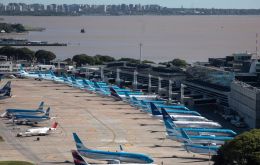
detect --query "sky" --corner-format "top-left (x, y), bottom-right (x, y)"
top-left (1, 0), bottom-right (260, 9)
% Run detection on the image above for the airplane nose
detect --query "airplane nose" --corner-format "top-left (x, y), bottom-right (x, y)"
top-left (147, 157), bottom-right (154, 163)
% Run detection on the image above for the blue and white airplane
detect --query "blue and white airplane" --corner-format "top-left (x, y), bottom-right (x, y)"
top-left (150, 103), bottom-right (208, 121)
top-left (161, 109), bottom-right (222, 128)
top-left (92, 82), bottom-right (111, 96)
top-left (42, 71), bottom-right (65, 83)
top-left (82, 79), bottom-right (96, 92)
top-left (11, 107), bottom-right (51, 124)
top-left (162, 116), bottom-right (233, 145)
top-left (110, 87), bottom-right (157, 101)
top-left (0, 81), bottom-right (11, 98)
top-left (1, 101), bottom-right (45, 118)
top-left (145, 102), bottom-right (190, 112)
top-left (73, 133), bottom-right (154, 164)
top-left (181, 129), bottom-right (220, 155)
top-left (152, 103), bottom-right (189, 111)
top-left (71, 150), bottom-right (157, 165)
top-left (18, 67), bottom-right (45, 80)
top-left (145, 103), bottom-right (201, 116)
top-left (129, 97), bottom-right (165, 109)
top-left (162, 108), bottom-right (236, 137)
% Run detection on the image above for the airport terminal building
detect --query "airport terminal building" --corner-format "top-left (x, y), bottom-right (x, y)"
top-left (229, 81), bottom-right (260, 128)
top-left (183, 53), bottom-right (260, 129)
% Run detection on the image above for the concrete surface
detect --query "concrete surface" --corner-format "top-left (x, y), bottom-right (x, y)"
top-left (0, 79), bottom-right (212, 165)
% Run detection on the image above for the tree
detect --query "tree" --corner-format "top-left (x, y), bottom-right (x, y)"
top-left (170, 58), bottom-right (187, 67)
top-left (0, 46), bottom-right (16, 59)
top-left (212, 129), bottom-right (260, 165)
top-left (35, 50), bottom-right (56, 63)
top-left (72, 54), bottom-right (95, 66)
top-left (11, 23), bottom-right (26, 32)
top-left (0, 46), bottom-right (34, 61)
top-left (16, 47), bottom-right (35, 61)
top-left (0, 23), bottom-right (26, 33)
top-left (64, 58), bottom-right (74, 65)
top-left (159, 58), bottom-right (188, 67)
top-left (118, 58), bottom-right (140, 63)
top-left (94, 55), bottom-right (115, 64)
top-left (142, 60), bottom-right (155, 64)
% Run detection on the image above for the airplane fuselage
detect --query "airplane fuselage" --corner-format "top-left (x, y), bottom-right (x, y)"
top-left (79, 149), bottom-right (154, 164)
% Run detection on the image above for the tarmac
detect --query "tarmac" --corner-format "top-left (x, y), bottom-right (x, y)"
top-left (0, 79), bottom-right (212, 165)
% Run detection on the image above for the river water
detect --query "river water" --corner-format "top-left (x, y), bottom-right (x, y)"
top-left (1, 16), bottom-right (260, 63)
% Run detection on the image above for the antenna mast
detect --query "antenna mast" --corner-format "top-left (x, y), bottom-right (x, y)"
top-left (256, 33), bottom-right (258, 58)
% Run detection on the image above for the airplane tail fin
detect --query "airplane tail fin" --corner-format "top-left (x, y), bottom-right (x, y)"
top-left (161, 108), bottom-right (172, 121)
top-left (71, 76), bottom-right (77, 84)
top-left (150, 103), bottom-right (162, 116)
top-left (132, 96), bottom-right (138, 101)
top-left (51, 122), bottom-right (58, 129)
top-left (71, 150), bottom-right (88, 165)
top-left (49, 70), bottom-right (55, 76)
top-left (125, 92), bottom-right (130, 98)
top-left (180, 128), bottom-right (192, 144)
top-left (2, 81), bottom-right (11, 90)
top-left (19, 65), bottom-right (24, 71)
top-left (163, 117), bottom-right (177, 136)
top-left (1, 81), bottom-right (11, 96)
top-left (93, 82), bottom-right (100, 89)
top-left (82, 79), bottom-right (89, 86)
top-left (45, 107), bottom-right (50, 116)
top-left (73, 133), bottom-right (88, 150)
top-left (110, 87), bottom-right (122, 100)
top-left (37, 101), bottom-right (44, 111)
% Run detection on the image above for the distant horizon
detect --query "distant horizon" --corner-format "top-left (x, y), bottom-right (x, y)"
top-left (1, 0), bottom-right (260, 9)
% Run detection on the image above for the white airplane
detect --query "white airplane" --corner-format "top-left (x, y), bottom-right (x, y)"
top-left (71, 150), bottom-right (157, 165)
top-left (161, 109), bottom-right (222, 128)
top-left (18, 68), bottom-right (42, 79)
top-left (150, 103), bottom-right (208, 121)
top-left (16, 122), bottom-right (58, 137)
top-left (182, 129), bottom-right (220, 155)
top-left (73, 133), bottom-right (154, 164)
top-left (110, 87), bottom-right (157, 101)
top-left (163, 118), bottom-right (233, 145)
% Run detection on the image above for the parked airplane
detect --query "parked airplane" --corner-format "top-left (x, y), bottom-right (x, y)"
top-left (129, 97), bottom-right (165, 109)
top-left (181, 129), bottom-right (220, 155)
top-left (0, 81), bottom-right (11, 98)
top-left (145, 103), bottom-right (201, 116)
top-left (146, 102), bottom-right (190, 112)
top-left (11, 107), bottom-right (51, 124)
top-left (82, 79), bottom-right (96, 92)
top-left (162, 117), bottom-right (232, 145)
top-left (150, 103), bottom-right (207, 121)
top-left (16, 122), bottom-right (58, 137)
top-left (71, 150), bottom-right (157, 165)
top-left (162, 109), bottom-right (236, 137)
top-left (18, 67), bottom-right (42, 79)
top-left (93, 82), bottom-right (111, 96)
top-left (161, 109), bottom-right (221, 128)
top-left (110, 87), bottom-right (157, 101)
top-left (73, 133), bottom-right (154, 164)
top-left (1, 101), bottom-right (45, 118)
top-left (71, 77), bottom-right (85, 89)
top-left (154, 103), bottom-right (189, 111)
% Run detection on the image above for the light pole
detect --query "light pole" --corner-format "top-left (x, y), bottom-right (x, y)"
top-left (139, 43), bottom-right (142, 64)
